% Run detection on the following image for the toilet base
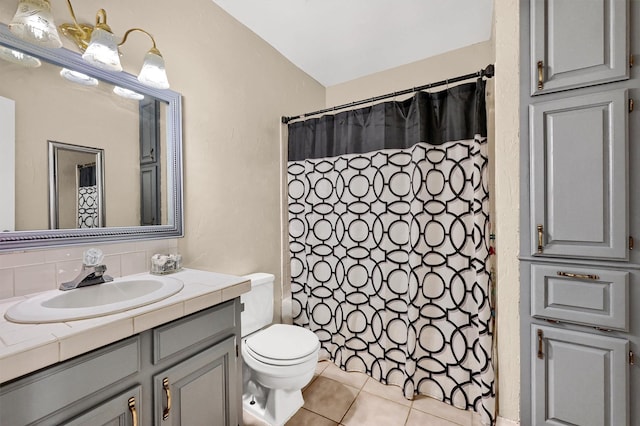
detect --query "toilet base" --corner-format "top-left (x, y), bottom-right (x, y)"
top-left (243, 387), bottom-right (304, 426)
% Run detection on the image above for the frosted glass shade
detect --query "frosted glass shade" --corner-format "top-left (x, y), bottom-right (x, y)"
top-left (9, 0), bottom-right (62, 48)
top-left (82, 27), bottom-right (122, 72)
top-left (137, 50), bottom-right (170, 89)
top-left (0, 46), bottom-right (41, 68)
top-left (113, 86), bottom-right (144, 100)
top-left (60, 68), bottom-right (99, 86)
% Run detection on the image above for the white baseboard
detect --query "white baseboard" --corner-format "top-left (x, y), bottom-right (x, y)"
top-left (497, 416), bottom-right (520, 426)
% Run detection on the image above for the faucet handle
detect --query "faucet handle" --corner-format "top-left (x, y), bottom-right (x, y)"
top-left (83, 248), bottom-right (104, 266)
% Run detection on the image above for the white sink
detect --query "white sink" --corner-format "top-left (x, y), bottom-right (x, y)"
top-left (5, 276), bottom-right (184, 324)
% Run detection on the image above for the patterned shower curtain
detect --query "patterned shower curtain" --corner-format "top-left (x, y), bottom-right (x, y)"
top-left (287, 80), bottom-right (495, 424)
top-left (77, 163), bottom-right (98, 228)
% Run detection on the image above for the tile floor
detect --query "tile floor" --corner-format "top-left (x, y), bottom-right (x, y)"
top-left (244, 360), bottom-right (483, 426)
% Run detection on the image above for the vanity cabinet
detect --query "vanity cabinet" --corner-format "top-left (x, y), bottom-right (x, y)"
top-left (521, 0), bottom-right (638, 424)
top-left (0, 337), bottom-right (141, 425)
top-left (530, 0), bottom-right (629, 95)
top-left (0, 299), bottom-right (242, 426)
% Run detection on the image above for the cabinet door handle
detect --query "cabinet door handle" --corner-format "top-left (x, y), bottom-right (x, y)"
top-left (128, 397), bottom-right (138, 426)
top-left (556, 271), bottom-right (599, 280)
top-left (162, 377), bottom-right (172, 420)
top-left (537, 61), bottom-right (544, 90)
top-left (537, 224), bottom-right (544, 253)
top-left (537, 329), bottom-right (544, 359)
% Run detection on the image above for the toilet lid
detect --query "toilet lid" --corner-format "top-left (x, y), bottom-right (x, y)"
top-left (245, 324), bottom-right (319, 361)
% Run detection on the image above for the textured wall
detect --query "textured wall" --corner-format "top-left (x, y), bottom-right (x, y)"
top-left (0, 0), bottom-right (326, 319)
top-left (326, 41), bottom-right (494, 106)
top-left (0, 4), bottom-right (522, 422)
top-left (493, 0), bottom-right (521, 422)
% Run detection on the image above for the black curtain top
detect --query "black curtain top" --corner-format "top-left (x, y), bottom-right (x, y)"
top-left (78, 164), bottom-right (96, 187)
top-left (288, 80), bottom-right (486, 162)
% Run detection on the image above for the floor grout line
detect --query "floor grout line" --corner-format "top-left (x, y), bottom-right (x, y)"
top-left (297, 361), bottom-right (476, 426)
top-left (337, 383), bottom-right (362, 425)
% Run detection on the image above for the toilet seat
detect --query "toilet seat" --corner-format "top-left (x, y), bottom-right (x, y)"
top-left (244, 324), bottom-right (320, 366)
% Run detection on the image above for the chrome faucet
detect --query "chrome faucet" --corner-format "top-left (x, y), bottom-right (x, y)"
top-left (59, 248), bottom-right (113, 291)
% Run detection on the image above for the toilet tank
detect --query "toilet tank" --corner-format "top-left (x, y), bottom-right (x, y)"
top-left (240, 273), bottom-right (274, 337)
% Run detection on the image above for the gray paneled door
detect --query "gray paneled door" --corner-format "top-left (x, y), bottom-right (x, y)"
top-left (532, 325), bottom-right (628, 426)
top-left (530, 0), bottom-right (628, 95)
top-left (154, 336), bottom-right (237, 426)
top-left (529, 89), bottom-right (628, 259)
top-left (63, 387), bottom-right (142, 426)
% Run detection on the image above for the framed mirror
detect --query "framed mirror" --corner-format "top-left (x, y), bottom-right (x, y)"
top-left (0, 24), bottom-right (183, 251)
top-left (48, 141), bottom-right (105, 230)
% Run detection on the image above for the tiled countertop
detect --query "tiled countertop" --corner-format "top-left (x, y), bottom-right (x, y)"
top-left (0, 269), bottom-right (250, 384)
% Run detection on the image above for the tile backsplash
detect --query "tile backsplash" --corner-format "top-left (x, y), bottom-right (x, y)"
top-left (0, 239), bottom-right (178, 299)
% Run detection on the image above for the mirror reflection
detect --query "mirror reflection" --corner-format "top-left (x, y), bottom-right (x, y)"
top-left (0, 43), bottom-right (168, 232)
top-left (48, 141), bottom-right (105, 229)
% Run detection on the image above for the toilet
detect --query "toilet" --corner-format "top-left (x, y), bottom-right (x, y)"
top-left (240, 273), bottom-right (320, 426)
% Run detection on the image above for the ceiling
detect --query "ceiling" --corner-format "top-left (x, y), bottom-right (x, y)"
top-left (211, 0), bottom-right (494, 87)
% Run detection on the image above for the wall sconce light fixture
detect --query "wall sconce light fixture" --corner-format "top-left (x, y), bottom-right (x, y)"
top-left (7, 0), bottom-right (170, 89)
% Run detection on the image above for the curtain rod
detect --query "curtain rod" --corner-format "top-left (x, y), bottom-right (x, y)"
top-left (281, 64), bottom-right (494, 124)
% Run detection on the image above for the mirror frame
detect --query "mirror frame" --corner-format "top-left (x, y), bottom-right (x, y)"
top-left (0, 24), bottom-right (184, 251)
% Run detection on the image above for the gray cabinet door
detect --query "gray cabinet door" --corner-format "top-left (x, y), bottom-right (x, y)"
top-left (140, 164), bottom-right (160, 226)
top-left (532, 325), bottom-right (628, 426)
top-left (63, 386), bottom-right (142, 426)
top-left (530, 0), bottom-right (628, 95)
top-left (530, 89), bottom-right (628, 259)
top-left (154, 336), bottom-right (238, 426)
top-left (139, 99), bottom-right (160, 164)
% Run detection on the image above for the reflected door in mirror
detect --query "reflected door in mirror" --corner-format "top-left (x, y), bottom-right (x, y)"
top-left (49, 141), bottom-right (105, 230)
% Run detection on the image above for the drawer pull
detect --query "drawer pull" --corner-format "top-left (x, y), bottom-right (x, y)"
top-left (128, 397), bottom-right (138, 426)
top-left (545, 319), bottom-right (561, 324)
top-left (594, 327), bottom-right (612, 332)
top-left (537, 224), bottom-right (544, 253)
top-left (162, 377), bottom-right (172, 420)
top-left (537, 61), bottom-right (544, 90)
top-left (537, 329), bottom-right (544, 359)
top-left (557, 271), bottom-right (599, 280)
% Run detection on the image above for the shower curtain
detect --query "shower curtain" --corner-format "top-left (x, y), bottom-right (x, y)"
top-left (77, 163), bottom-right (98, 228)
top-left (287, 80), bottom-right (494, 424)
